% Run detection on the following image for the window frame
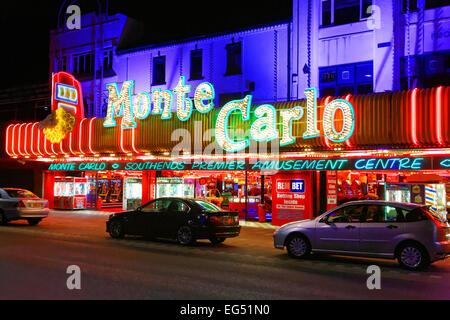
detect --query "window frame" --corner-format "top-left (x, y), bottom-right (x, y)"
top-left (189, 48), bottom-right (204, 80)
top-left (225, 42), bottom-right (242, 76)
top-left (320, 0), bottom-right (373, 27)
top-left (152, 55), bottom-right (166, 85)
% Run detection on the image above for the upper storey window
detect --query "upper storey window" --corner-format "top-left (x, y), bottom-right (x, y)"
top-left (321, 0), bottom-right (372, 27)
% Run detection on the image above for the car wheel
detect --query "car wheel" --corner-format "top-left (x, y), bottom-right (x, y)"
top-left (177, 226), bottom-right (195, 245)
top-left (0, 212), bottom-right (7, 225)
top-left (109, 220), bottom-right (125, 239)
top-left (286, 234), bottom-right (311, 259)
top-left (209, 236), bottom-right (226, 244)
top-left (397, 242), bottom-right (430, 271)
top-left (27, 218), bottom-right (41, 226)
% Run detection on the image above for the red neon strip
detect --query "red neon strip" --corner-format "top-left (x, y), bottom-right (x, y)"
top-left (51, 141), bottom-right (57, 155)
top-left (5, 124), bottom-right (15, 157)
top-left (68, 132), bottom-right (75, 155)
top-left (43, 134), bottom-right (51, 156)
top-left (17, 123), bottom-right (26, 156)
top-left (323, 96), bottom-right (332, 149)
top-left (436, 86), bottom-right (444, 145)
top-left (36, 127), bottom-right (45, 156)
top-left (23, 123), bottom-right (32, 156)
top-left (78, 118), bottom-right (87, 155)
top-left (88, 117), bottom-right (96, 154)
top-left (131, 126), bottom-right (140, 154)
top-left (30, 123), bottom-right (37, 156)
top-left (60, 140), bottom-right (67, 156)
top-left (411, 88), bottom-right (419, 146)
top-left (119, 119), bottom-right (129, 154)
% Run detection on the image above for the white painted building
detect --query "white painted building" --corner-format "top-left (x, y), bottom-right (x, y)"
top-left (49, 1), bottom-right (449, 115)
top-left (292, 0), bottom-right (450, 99)
top-left (49, 12), bottom-right (127, 117)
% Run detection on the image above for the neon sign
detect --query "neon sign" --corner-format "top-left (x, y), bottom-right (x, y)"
top-left (103, 77), bottom-right (356, 152)
top-left (47, 157), bottom-right (431, 172)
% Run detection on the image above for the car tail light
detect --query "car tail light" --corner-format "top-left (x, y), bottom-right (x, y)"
top-left (209, 216), bottom-right (220, 225)
top-left (424, 210), bottom-right (450, 242)
top-left (16, 200), bottom-right (26, 208)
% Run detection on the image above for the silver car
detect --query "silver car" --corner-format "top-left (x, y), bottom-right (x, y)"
top-left (274, 200), bottom-right (450, 270)
top-left (0, 188), bottom-right (49, 225)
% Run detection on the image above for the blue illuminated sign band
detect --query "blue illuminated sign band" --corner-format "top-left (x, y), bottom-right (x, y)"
top-left (46, 157), bottom-right (439, 172)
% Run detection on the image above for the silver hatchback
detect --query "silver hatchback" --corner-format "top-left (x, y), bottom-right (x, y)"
top-left (274, 200), bottom-right (450, 270)
top-left (0, 188), bottom-right (49, 225)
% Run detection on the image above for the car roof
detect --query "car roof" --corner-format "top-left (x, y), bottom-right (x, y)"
top-left (338, 200), bottom-right (426, 210)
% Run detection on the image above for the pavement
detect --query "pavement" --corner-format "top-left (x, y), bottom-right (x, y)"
top-left (0, 210), bottom-right (449, 300)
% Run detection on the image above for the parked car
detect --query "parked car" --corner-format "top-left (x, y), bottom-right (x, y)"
top-left (106, 197), bottom-right (241, 245)
top-left (0, 188), bottom-right (49, 225)
top-left (274, 200), bottom-right (449, 270)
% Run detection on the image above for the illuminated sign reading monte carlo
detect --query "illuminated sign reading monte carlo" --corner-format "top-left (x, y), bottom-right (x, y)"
top-left (47, 157), bottom-right (433, 172)
top-left (103, 77), bottom-right (356, 152)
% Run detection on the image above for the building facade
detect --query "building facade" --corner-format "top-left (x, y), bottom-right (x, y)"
top-left (2, 1), bottom-right (449, 224)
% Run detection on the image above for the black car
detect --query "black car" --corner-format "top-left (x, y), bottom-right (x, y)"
top-left (106, 197), bottom-right (241, 245)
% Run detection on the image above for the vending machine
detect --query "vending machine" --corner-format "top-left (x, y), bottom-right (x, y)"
top-left (54, 177), bottom-right (88, 209)
top-left (123, 177), bottom-right (142, 210)
top-left (386, 183), bottom-right (447, 219)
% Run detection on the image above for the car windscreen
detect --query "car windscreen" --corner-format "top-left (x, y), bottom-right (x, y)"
top-left (4, 189), bottom-right (38, 199)
top-left (192, 200), bottom-right (222, 212)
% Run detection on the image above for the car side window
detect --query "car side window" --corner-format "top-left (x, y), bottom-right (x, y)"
top-left (326, 205), bottom-right (365, 223)
top-left (141, 200), bottom-right (170, 213)
top-left (168, 200), bottom-right (189, 213)
top-left (365, 205), bottom-right (406, 223)
top-left (404, 208), bottom-right (426, 222)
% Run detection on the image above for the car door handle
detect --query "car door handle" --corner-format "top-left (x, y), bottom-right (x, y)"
top-left (387, 225), bottom-right (398, 229)
top-left (345, 225), bottom-right (356, 229)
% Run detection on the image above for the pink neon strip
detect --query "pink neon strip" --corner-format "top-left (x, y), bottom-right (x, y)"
top-left (436, 86), bottom-right (443, 145)
top-left (78, 118), bottom-right (87, 155)
top-left (323, 96), bottom-right (332, 149)
top-left (88, 117), bottom-right (96, 154)
top-left (344, 94), bottom-right (353, 148)
top-left (411, 88), bottom-right (419, 146)
top-left (119, 120), bottom-right (129, 154)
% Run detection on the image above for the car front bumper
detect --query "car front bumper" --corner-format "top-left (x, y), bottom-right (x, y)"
top-left (273, 230), bottom-right (286, 249)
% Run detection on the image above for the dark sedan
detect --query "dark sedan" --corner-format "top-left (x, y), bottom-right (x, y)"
top-left (106, 197), bottom-right (241, 245)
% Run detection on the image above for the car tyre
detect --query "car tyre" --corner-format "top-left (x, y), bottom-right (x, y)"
top-left (109, 220), bottom-right (125, 239)
top-left (397, 242), bottom-right (430, 271)
top-left (209, 236), bottom-right (226, 244)
top-left (286, 234), bottom-right (311, 259)
top-left (27, 218), bottom-right (41, 226)
top-left (177, 226), bottom-right (195, 245)
top-left (0, 212), bottom-right (7, 226)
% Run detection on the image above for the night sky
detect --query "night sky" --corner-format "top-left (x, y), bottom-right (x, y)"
top-left (0, 0), bottom-right (291, 88)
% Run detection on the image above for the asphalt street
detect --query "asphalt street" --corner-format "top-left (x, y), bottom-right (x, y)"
top-left (0, 211), bottom-right (449, 300)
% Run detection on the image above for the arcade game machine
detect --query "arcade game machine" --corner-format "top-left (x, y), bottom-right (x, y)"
top-left (123, 177), bottom-right (142, 210)
top-left (54, 177), bottom-right (88, 209)
top-left (156, 177), bottom-right (184, 197)
top-left (109, 179), bottom-right (123, 203)
top-left (97, 179), bottom-right (109, 203)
